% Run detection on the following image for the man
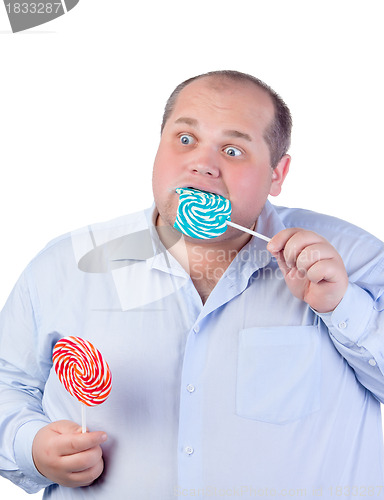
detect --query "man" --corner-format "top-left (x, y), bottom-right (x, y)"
top-left (1, 70), bottom-right (384, 498)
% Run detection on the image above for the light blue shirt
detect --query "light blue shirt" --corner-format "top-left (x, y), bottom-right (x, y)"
top-left (1, 201), bottom-right (384, 499)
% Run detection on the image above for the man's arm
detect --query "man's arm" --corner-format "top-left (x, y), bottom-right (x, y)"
top-left (0, 270), bottom-right (107, 492)
top-left (268, 228), bottom-right (384, 401)
top-left (267, 228), bottom-right (349, 313)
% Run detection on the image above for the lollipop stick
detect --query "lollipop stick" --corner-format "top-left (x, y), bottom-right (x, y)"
top-left (81, 403), bottom-right (87, 433)
top-left (226, 220), bottom-right (271, 242)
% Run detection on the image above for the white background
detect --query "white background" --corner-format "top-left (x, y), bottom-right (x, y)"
top-left (1, 0), bottom-right (383, 497)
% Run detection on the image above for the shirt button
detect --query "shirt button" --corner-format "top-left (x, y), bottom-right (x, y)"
top-left (187, 384), bottom-right (195, 393)
top-left (338, 321), bottom-right (347, 329)
top-left (193, 325), bottom-right (200, 333)
top-left (185, 446), bottom-right (194, 455)
top-left (369, 359), bottom-right (377, 366)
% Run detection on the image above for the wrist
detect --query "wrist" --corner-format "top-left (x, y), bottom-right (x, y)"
top-left (14, 419), bottom-right (54, 487)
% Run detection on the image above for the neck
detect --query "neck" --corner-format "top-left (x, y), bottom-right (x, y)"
top-left (155, 214), bottom-right (252, 303)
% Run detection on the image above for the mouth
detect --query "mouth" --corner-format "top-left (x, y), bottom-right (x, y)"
top-left (173, 186), bottom-right (232, 239)
top-left (178, 185), bottom-right (227, 199)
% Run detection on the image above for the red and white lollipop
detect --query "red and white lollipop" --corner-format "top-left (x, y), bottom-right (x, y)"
top-left (52, 336), bottom-right (112, 432)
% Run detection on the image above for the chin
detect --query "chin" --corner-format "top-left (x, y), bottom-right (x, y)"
top-left (156, 202), bottom-right (177, 229)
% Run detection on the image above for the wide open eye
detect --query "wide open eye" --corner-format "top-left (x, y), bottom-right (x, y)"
top-left (223, 146), bottom-right (242, 157)
top-left (179, 134), bottom-right (196, 146)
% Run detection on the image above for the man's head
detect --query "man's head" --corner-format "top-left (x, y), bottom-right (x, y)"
top-left (160, 70), bottom-right (292, 169)
top-left (152, 71), bottom-right (291, 242)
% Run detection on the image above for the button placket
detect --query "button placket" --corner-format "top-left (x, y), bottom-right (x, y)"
top-left (177, 324), bottom-right (207, 489)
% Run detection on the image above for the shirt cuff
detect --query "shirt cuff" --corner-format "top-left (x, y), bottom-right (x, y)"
top-left (315, 282), bottom-right (373, 346)
top-left (14, 419), bottom-right (55, 490)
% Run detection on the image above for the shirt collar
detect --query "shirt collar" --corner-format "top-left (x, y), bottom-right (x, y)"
top-left (256, 199), bottom-right (287, 239)
top-left (72, 200), bottom-right (286, 276)
top-left (224, 200), bottom-right (286, 277)
top-left (148, 200), bottom-right (287, 281)
top-left (149, 199), bottom-right (286, 247)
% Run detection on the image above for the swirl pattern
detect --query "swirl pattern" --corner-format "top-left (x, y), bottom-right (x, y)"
top-left (52, 336), bottom-right (112, 407)
top-left (174, 187), bottom-right (232, 239)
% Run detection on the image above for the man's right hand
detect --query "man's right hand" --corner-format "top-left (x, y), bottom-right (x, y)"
top-left (32, 420), bottom-right (108, 488)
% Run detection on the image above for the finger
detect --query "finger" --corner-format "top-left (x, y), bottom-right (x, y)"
top-left (306, 258), bottom-right (343, 285)
top-left (65, 459), bottom-right (104, 488)
top-left (73, 460), bottom-right (104, 487)
top-left (59, 431), bottom-right (107, 456)
top-left (273, 249), bottom-right (291, 277)
top-left (49, 420), bottom-right (83, 435)
top-left (267, 227), bottom-right (306, 253)
top-left (267, 228), bottom-right (324, 268)
top-left (282, 231), bottom-right (325, 270)
top-left (61, 445), bottom-right (103, 473)
top-left (295, 243), bottom-right (336, 274)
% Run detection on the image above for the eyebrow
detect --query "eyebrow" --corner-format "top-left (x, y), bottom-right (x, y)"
top-left (174, 117), bottom-right (252, 142)
top-left (174, 117), bottom-right (199, 127)
top-left (223, 129), bottom-right (252, 142)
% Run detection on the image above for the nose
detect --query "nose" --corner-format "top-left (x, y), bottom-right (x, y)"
top-left (190, 149), bottom-right (220, 178)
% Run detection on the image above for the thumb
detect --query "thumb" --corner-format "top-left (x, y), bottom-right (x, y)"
top-left (49, 420), bottom-right (84, 435)
top-left (269, 249), bottom-right (290, 277)
top-left (49, 421), bottom-right (108, 455)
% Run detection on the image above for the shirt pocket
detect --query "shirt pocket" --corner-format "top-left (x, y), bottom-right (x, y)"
top-left (236, 325), bottom-right (321, 424)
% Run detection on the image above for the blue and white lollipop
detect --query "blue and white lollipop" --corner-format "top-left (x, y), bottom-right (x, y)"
top-left (174, 188), bottom-right (231, 239)
top-left (174, 187), bottom-right (271, 242)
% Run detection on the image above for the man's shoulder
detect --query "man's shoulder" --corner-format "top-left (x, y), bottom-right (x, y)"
top-left (274, 204), bottom-right (380, 244)
top-left (30, 207), bottom-right (153, 270)
top-left (272, 204), bottom-right (384, 273)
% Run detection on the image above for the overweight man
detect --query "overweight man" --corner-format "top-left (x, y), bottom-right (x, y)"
top-left (1, 70), bottom-right (384, 499)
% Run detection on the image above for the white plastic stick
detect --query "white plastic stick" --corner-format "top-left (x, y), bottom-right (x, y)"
top-left (81, 403), bottom-right (87, 433)
top-left (226, 220), bottom-right (271, 242)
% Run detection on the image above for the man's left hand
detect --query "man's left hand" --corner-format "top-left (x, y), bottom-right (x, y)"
top-left (267, 228), bottom-right (349, 313)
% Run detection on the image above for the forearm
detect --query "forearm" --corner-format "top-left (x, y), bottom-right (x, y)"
top-left (0, 364), bottom-right (53, 493)
top-left (317, 282), bottom-right (384, 401)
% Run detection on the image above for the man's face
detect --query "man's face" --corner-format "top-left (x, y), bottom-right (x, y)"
top-left (152, 77), bottom-right (289, 241)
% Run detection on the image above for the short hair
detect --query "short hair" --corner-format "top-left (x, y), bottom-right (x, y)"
top-left (160, 70), bottom-right (292, 168)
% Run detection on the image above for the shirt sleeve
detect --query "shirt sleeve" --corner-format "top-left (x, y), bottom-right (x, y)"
top-left (0, 269), bottom-right (54, 493)
top-left (317, 280), bottom-right (384, 402)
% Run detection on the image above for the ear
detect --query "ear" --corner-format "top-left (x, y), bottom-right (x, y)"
top-left (269, 154), bottom-right (290, 197)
